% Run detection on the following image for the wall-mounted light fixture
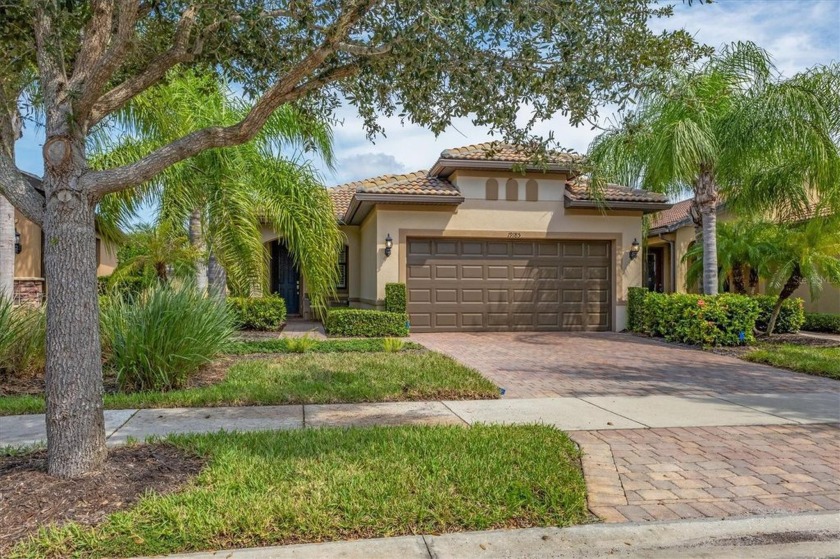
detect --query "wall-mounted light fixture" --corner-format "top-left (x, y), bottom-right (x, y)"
top-left (14, 229), bottom-right (21, 255)
top-left (629, 238), bottom-right (640, 260)
top-left (384, 233), bottom-right (393, 257)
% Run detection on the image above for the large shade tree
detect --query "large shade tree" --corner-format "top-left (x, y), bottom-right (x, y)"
top-left (0, 0), bottom-right (708, 478)
top-left (96, 71), bottom-right (342, 305)
top-left (588, 43), bottom-right (840, 295)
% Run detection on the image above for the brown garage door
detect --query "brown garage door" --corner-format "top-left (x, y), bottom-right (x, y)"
top-left (407, 238), bottom-right (611, 332)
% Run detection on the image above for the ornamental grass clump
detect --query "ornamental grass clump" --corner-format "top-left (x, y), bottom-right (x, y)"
top-left (100, 286), bottom-right (235, 392)
top-left (0, 297), bottom-right (45, 378)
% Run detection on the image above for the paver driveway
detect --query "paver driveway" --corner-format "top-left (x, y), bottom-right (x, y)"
top-left (414, 331), bottom-right (840, 523)
top-left (412, 331), bottom-right (839, 398)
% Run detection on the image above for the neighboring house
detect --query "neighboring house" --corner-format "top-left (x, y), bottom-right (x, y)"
top-left (263, 143), bottom-right (672, 332)
top-left (647, 199), bottom-right (840, 314)
top-left (12, 173), bottom-right (118, 304)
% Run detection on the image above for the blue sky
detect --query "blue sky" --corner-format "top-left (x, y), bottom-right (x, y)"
top-left (14, 0), bottom-right (840, 200)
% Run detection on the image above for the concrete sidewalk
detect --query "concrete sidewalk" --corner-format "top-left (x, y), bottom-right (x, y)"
top-left (145, 511), bottom-right (840, 559)
top-left (2, 391), bottom-right (838, 447)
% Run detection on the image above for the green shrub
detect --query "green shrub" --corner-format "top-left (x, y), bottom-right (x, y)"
top-left (638, 292), bottom-right (760, 346)
top-left (325, 309), bottom-right (409, 337)
top-left (627, 287), bottom-right (647, 332)
top-left (228, 295), bottom-right (287, 331)
top-left (385, 283), bottom-right (407, 314)
top-left (284, 334), bottom-right (318, 353)
top-left (803, 312), bottom-right (840, 334)
top-left (101, 286), bottom-right (235, 392)
top-left (754, 296), bottom-right (805, 334)
top-left (0, 297), bottom-right (45, 377)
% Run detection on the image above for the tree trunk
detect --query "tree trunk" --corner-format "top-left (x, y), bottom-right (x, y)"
top-left (0, 195), bottom-right (14, 299)
top-left (43, 178), bottom-right (106, 478)
top-left (731, 263), bottom-right (746, 295)
top-left (207, 250), bottom-right (226, 301)
top-left (765, 267), bottom-right (803, 336)
top-left (188, 208), bottom-right (208, 293)
top-left (695, 167), bottom-right (719, 295)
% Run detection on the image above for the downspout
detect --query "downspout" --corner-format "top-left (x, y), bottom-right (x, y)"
top-left (659, 233), bottom-right (676, 293)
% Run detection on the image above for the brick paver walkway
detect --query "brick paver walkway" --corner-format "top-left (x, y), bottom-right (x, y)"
top-left (571, 424), bottom-right (840, 523)
top-left (413, 332), bottom-right (840, 398)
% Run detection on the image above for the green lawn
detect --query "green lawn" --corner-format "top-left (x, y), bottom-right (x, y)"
top-left (10, 425), bottom-right (587, 559)
top-left (744, 344), bottom-right (840, 380)
top-left (226, 337), bottom-right (423, 355)
top-left (0, 350), bottom-right (499, 415)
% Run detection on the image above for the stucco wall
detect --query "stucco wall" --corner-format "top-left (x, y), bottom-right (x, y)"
top-left (96, 236), bottom-right (118, 277)
top-left (357, 173), bottom-right (644, 331)
top-left (13, 210), bottom-right (42, 279)
top-left (340, 225), bottom-right (361, 302)
top-left (358, 208), bottom-right (380, 308)
top-left (792, 283), bottom-right (840, 314)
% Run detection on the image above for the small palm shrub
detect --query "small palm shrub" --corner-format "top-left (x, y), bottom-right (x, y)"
top-left (284, 334), bottom-right (319, 353)
top-left (382, 337), bottom-right (405, 352)
top-left (0, 297), bottom-right (46, 377)
top-left (101, 286), bottom-right (235, 392)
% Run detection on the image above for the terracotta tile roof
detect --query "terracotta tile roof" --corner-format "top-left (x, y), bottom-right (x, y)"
top-left (565, 177), bottom-right (669, 204)
top-left (649, 198), bottom-right (694, 230)
top-left (439, 142), bottom-right (581, 165)
top-left (328, 170), bottom-right (461, 220)
top-left (327, 184), bottom-right (356, 219)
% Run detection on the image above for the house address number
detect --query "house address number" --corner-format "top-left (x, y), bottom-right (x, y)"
top-left (507, 232), bottom-right (522, 239)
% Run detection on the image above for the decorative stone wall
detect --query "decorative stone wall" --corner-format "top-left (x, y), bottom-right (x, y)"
top-left (13, 279), bottom-right (45, 305)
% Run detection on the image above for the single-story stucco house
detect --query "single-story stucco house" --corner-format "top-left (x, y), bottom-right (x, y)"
top-left (11, 172), bottom-right (118, 303)
top-left (262, 143), bottom-right (673, 332)
top-left (646, 198), bottom-right (840, 314)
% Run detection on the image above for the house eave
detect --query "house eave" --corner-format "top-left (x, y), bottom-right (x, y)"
top-left (343, 193), bottom-right (465, 225)
top-left (564, 196), bottom-right (672, 215)
top-left (430, 158), bottom-right (577, 179)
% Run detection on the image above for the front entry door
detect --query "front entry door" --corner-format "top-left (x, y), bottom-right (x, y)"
top-left (273, 242), bottom-right (300, 314)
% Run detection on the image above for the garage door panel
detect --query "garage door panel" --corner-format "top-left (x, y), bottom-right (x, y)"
top-left (408, 264), bottom-right (431, 279)
top-left (434, 264), bottom-right (458, 279)
top-left (407, 238), bottom-right (611, 332)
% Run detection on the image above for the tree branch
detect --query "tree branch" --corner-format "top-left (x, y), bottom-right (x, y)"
top-left (72, 0), bottom-right (142, 126)
top-left (0, 155), bottom-right (45, 226)
top-left (337, 41), bottom-right (391, 56)
top-left (88, 5), bottom-right (200, 126)
top-left (83, 64), bottom-right (359, 198)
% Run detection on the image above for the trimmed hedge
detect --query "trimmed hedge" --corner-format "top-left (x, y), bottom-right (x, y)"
top-left (803, 312), bottom-right (840, 334)
top-left (632, 291), bottom-right (760, 346)
top-left (325, 308), bottom-right (409, 337)
top-left (754, 295), bottom-right (805, 334)
top-left (385, 283), bottom-right (407, 314)
top-left (627, 287), bottom-right (647, 332)
top-left (228, 295), bottom-right (287, 331)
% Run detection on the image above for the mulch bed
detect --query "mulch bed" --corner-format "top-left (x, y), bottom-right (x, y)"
top-left (0, 443), bottom-right (204, 554)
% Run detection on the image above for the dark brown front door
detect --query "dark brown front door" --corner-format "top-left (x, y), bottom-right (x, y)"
top-left (406, 238), bottom-right (612, 332)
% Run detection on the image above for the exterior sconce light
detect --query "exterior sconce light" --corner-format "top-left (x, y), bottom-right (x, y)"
top-left (384, 233), bottom-right (393, 257)
top-left (629, 238), bottom-right (640, 260)
top-left (14, 229), bottom-right (21, 255)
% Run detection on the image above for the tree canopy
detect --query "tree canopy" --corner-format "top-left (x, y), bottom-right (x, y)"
top-left (0, 0), bottom-right (712, 478)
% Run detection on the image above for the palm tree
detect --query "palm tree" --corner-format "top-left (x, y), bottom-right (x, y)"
top-left (109, 222), bottom-right (199, 285)
top-left (759, 217), bottom-right (840, 335)
top-left (588, 43), bottom-right (840, 295)
top-left (684, 219), bottom-right (769, 294)
top-left (0, 196), bottom-right (13, 299)
top-left (95, 71), bottom-right (342, 309)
